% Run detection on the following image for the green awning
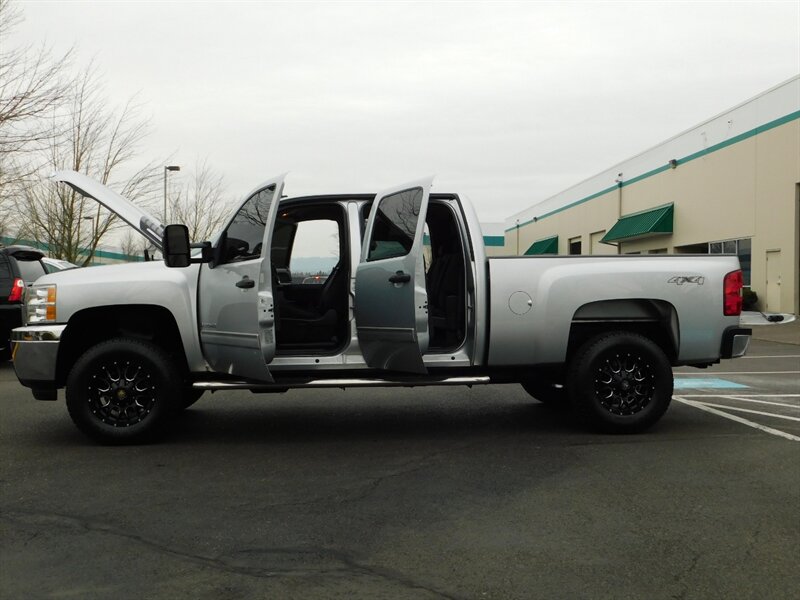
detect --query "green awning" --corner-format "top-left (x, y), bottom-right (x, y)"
top-left (525, 235), bottom-right (558, 255)
top-left (601, 204), bottom-right (674, 244)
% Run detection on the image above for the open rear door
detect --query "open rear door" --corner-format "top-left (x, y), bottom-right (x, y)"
top-left (354, 177), bottom-right (433, 374)
top-left (52, 171), bottom-right (165, 250)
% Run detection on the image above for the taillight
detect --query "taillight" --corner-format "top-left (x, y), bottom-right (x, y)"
top-left (724, 270), bottom-right (743, 316)
top-left (7, 278), bottom-right (24, 302)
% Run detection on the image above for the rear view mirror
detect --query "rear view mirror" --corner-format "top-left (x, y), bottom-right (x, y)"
top-left (163, 224), bottom-right (191, 268)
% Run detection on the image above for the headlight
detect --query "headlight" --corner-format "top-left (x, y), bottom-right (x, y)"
top-left (26, 284), bottom-right (57, 323)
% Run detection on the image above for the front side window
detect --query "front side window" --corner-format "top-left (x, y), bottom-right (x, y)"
top-left (223, 186), bottom-right (276, 262)
top-left (367, 187), bottom-right (422, 262)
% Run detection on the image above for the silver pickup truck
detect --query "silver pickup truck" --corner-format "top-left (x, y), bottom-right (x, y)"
top-left (11, 171), bottom-right (751, 443)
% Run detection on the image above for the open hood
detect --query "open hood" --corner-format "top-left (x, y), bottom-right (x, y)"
top-left (52, 170), bottom-right (165, 251)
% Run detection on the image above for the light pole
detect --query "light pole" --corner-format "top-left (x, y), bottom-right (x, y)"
top-left (163, 165), bottom-right (180, 223)
top-left (83, 215), bottom-right (96, 265)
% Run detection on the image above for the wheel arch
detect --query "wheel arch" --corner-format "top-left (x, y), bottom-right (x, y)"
top-left (56, 304), bottom-right (190, 386)
top-left (567, 299), bottom-right (679, 366)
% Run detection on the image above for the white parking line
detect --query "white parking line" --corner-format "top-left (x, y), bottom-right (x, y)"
top-left (678, 394), bottom-right (800, 398)
top-left (741, 355), bottom-right (800, 359)
top-left (675, 397), bottom-right (800, 442)
top-left (691, 402), bottom-right (800, 421)
top-left (674, 371), bottom-right (800, 375)
top-left (716, 396), bottom-right (800, 409)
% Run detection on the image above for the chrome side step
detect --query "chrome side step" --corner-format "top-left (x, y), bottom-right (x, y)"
top-left (193, 375), bottom-right (492, 391)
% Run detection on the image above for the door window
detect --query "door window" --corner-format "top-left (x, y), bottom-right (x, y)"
top-left (223, 186), bottom-right (277, 262)
top-left (367, 188), bottom-right (423, 262)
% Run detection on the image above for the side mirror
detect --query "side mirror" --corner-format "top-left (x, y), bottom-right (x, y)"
top-left (163, 224), bottom-right (191, 268)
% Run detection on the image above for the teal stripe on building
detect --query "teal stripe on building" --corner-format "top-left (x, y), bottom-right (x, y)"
top-left (483, 235), bottom-right (504, 247)
top-left (0, 236), bottom-right (143, 263)
top-left (505, 109), bottom-right (800, 233)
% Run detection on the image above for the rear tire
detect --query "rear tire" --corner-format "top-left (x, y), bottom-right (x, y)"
top-left (567, 332), bottom-right (673, 433)
top-left (66, 338), bottom-right (182, 444)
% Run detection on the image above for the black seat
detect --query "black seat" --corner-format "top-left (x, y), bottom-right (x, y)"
top-left (276, 262), bottom-right (347, 347)
top-left (427, 250), bottom-right (464, 348)
top-left (425, 204), bottom-right (466, 349)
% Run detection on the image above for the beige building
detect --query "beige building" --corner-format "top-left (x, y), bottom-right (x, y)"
top-left (505, 76), bottom-right (800, 314)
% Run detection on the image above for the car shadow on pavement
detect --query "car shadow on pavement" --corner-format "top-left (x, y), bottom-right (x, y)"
top-left (166, 398), bottom-right (576, 446)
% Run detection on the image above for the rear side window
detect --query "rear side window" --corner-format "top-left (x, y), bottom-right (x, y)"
top-left (16, 259), bottom-right (46, 284)
top-left (367, 187), bottom-right (423, 262)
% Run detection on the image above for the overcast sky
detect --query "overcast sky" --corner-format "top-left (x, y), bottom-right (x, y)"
top-left (11, 1), bottom-right (800, 224)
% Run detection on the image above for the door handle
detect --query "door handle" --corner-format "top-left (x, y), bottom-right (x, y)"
top-left (236, 277), bottom-right (255, 289)
top-left (388, 271), bottom-right (411, 284)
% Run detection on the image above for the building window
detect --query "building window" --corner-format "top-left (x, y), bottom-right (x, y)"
top-left (709, 238), bottom-right (752, 286)
top-left (674, 243), bottom-right (707, 254)
top-left (737, 238), bottom-right (751, 287)
top-left (569, 237), bottom-right (582, 255)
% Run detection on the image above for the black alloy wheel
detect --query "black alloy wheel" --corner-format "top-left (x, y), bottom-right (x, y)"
top-left (567, 331), bottom-right (673, 433)
top-left (66, 338), bottom-right (182, 444)
top-left (594, 351), bottom-right (656, 416)
top-left (87, 359), bottom-right (157, 426)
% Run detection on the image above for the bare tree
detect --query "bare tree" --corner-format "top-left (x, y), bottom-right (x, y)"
top-left (168, 159), bottom-right (232, 242)
top-left (0, 0), bottom-right (73, 231)
top-left (15, 66), bottom-right (160, 265)
top-left (0, 1), bottom-right (71, 152)
top-left (118, 229), bottom-right (158, 261)
top-left (119, 230), bottom-right (139, 259)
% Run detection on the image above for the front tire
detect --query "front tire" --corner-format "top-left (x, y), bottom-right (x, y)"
top-left (567, 332), bottom-right (673, 433)
top-left (66, 338), bottom-right (182, 444)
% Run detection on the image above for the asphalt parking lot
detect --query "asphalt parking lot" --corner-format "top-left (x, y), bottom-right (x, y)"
top-left (1, 331), bottom-right (798, 600)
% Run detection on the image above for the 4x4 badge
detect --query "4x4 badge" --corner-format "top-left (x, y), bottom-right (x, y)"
top-left (668, 276), bottom-right (705, 285)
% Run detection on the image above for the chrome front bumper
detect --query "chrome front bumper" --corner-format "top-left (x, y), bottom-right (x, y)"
top-left (11, 325), bottom-right (66, 392)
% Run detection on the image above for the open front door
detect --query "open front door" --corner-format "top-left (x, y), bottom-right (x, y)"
top-left (197, 175), bottom-right (286, 382)
top-left (354, 177), bottom-right (433, 373)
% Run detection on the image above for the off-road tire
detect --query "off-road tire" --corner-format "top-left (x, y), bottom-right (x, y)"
top-left (66, 337), bottom-right (182, 444)
top-left (567, 331), bottom-right (673, 433)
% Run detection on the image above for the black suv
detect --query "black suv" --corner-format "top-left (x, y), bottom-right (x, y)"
top-left (0, 245), bottom-right (47, 360)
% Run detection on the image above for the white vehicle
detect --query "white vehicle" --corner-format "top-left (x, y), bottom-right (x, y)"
top-left (11, 171), bottom-right (751, 444)
top-left (42, 257), bottom-right (78, 273)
